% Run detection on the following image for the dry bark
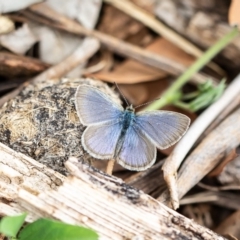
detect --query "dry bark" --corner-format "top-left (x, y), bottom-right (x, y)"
top-left (0, 144), bottom-right (226, 239)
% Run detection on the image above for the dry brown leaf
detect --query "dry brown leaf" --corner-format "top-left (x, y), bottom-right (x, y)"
top-left (98, 4), bottom-right (145, 41)
top-left (46, 0), bottom-right (102, 29)
top-left (228, 0), bottom-right (240, 26)
top-left (89, 37), bottom-right (195, 84)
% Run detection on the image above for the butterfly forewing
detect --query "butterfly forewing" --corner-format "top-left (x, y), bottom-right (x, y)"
top-left (135, 111), bottom-right (190, 149)
top-left (117, 124), bottom-right (156, 171)
top-left (75, 85), bottom-right (124, 125)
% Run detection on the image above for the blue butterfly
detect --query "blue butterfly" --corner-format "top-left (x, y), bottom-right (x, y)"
top-left (75, 85), bottom-right (190, 171)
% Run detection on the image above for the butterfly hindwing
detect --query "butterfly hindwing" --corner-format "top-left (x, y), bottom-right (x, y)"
top-left (82, 120), bottom-right (123, 159)
top-left (135, 111), bottom-right (190, 149)
top-left (117, 123), bottom-right (156, 171)
top-left (75, 85), bottom-right (124, 125)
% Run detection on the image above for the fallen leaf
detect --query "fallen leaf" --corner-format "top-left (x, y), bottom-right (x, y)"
top-left (98, 4), bottom-right (145, 41)
top-left (46, 0), bottom-right (102, 29)
top-left (228, 0), bottom-right (240, 27)
top-left (0, 23), bottom-right (37, 55)
top-left (28, 0), bottom-right (102, 77)
top-left (0, 0), bottom-right (43, 13)
top-left (89, 37), bottom-right (195, 84)
top-left (29, 22), bottom-right (83, 65)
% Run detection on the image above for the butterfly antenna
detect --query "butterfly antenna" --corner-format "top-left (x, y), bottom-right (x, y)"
top-left (114, 82), bottom-right (130, 106)
top-left (134, 97), bottom-right (161, 109)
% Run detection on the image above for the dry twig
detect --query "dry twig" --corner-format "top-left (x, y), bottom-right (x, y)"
top-left (0, 51), bottom-right (50, 77)
top-left (160, 105), bottom-right (240, 209)
top-left (23, 3), bottom-right (212, 85)
top-left (0, 37), bottom-right (99, 107)
top-left (180, 191), bottom-right (240, 210)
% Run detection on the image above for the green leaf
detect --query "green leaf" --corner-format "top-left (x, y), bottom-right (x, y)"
top-left (18, 218), bottom-right (98, 240)
top-left (189, 79), bottom-right (225, 111)
top-left (197, 80), bottom-right (213, 92)
top-left (0, 213), bottom-right (27, 238)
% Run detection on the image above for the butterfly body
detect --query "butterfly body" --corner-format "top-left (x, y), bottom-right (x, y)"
top-left (114, 106), bottom-right (135, 158)
top-left (75, 84), bottom-right (190, 171)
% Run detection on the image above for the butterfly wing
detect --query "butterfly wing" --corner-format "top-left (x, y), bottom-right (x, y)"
top-left (75, 84), bottom-right (125, 159)
top-left (82, 120), bottom-right (123, 159)
top-left (135, 111), bottom-right (190, 149)
top-left (117, 123), bottom-right (156, 171)
top-left (75, 85), bottom-right (124, 125)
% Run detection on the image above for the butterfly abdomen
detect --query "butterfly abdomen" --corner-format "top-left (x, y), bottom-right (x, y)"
top-left (114, 110), bottom-right (135, 158)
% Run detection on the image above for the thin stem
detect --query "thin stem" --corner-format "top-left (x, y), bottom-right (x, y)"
top-left (145, 26), bottom-right (239, 111)
top-left (173, 101), bottom-right (190, 111)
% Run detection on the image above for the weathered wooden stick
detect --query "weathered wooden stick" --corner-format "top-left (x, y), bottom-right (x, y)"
top-left (0, 143), bottom-right (225, 239)
top-left (18, 157), bottom-right (225, 240)
top-left (159, 106), bottom-right (240, 208)
top-left (125, 160), bottom-right (166, 198)
top-left (32, 37), bottom-right (100, 84)
top-left (0, 142), bottom-right (65, 200)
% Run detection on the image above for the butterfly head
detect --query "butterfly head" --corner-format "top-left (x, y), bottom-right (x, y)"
top-left (126, 104), bottom-right (135, 113)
